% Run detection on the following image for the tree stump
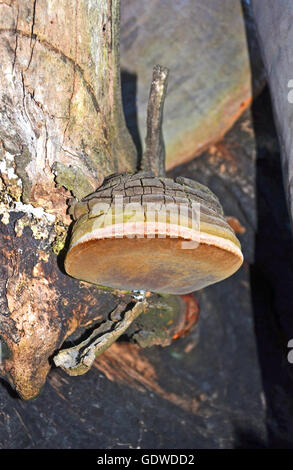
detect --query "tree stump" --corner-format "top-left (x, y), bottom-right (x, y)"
top-left (0, 0), bottom-right (190, 399)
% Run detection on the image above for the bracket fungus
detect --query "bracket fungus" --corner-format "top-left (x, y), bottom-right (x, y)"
top-left (54, 65), bottom-right (243, 375)
top-left (65, 172), bottom-right (242, 294)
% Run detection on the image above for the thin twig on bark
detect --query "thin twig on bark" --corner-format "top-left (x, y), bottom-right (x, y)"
top-left (141, 64), bottom-right (169, 177)
top-left (53, 299), bottom-right (148, 376)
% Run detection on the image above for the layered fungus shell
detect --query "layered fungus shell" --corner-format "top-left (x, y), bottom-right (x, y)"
top-left (65, 172), bottom-right (243, 294)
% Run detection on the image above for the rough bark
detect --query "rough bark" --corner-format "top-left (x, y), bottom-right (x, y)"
top-left (0, 0), bottom-right (137, 205)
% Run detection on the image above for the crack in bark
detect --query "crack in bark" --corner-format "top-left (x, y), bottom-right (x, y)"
top-left (28, 89), bottom-right (67, 121)
top-left (26, 0), bottom-right (37, 71)
top-left (30, 0), bottom-right (37, 45)
top-left (12, 4), bottom-right (19, 71)
top-left (62, 0), bottom-right (78, 146)
top-left (44, 120), bottom-right (48, 169)
top-left (20, 70), bottom-right (30, 127)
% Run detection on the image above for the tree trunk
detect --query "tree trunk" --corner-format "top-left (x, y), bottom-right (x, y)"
top-left (0, 0), bottom-right (192, 400)
top-left (0, 0), bottom-right (135, 399)
top-left (251, 0), bottom-right (293, 229)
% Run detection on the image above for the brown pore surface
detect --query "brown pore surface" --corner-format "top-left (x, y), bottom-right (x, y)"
top-left (65, 237), bottom-right (243, 295)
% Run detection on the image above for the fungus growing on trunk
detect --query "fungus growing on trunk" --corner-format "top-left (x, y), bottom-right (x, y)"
top-left (65, 172), bottom-right (242, 294)
top-left (54, 65), bottom-right (243, 375)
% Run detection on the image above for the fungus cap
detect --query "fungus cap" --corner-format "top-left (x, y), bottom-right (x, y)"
top-left (65, 173), bottom-right (243, 295)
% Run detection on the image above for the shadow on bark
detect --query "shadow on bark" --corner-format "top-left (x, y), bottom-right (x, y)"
top-left (121, 69), bottom-right (142, 167)
top-left (0, 378), bottom-right (19, 400)
top-left (56, 220), bottom-right (74, 276)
